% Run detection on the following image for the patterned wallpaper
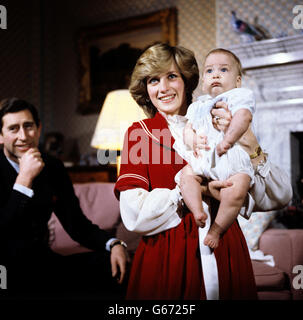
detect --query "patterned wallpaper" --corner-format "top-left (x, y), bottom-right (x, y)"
top-left (0, 0), bottom-right (301, 159)
top-left (178, 0), bottom-right (216, 99)
top-left (0, 0), bottom-right (52, 136)
top-left (0, 0), bottom-right (38, 104)
top-left (216, 0), bottom-right (300, 48)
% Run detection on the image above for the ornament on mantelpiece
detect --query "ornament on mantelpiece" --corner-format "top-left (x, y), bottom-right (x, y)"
top-left (253, 16), bottom-right (272, 40)
top-left (231, 11), bottom-right (272, 42)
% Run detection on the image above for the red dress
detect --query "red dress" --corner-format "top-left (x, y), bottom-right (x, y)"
top-left (115, 112), bottom-right (257, 300)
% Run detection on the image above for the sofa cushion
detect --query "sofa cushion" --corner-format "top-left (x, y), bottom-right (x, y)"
top-left (50, 182), bottom-right (121, 255)
top-left (73, 182), bottom-right (121, 233)
top-left (252, 261), bottom-right (287, 291)
top-left (238, 211), bottom-right (276, 250)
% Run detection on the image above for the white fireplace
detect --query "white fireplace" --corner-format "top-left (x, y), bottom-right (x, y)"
top-left (229, 35), bottom-right (303, 201)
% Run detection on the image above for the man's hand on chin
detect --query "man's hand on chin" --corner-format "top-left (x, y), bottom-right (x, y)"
top-left (15, 148), bottom-right (44, 188)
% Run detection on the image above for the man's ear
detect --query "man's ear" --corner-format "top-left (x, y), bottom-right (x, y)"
top-left (236, 75), bottom-right (242, 88)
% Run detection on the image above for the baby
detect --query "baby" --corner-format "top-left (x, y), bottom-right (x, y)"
top-left (174, 48), bottom-right (257, 249)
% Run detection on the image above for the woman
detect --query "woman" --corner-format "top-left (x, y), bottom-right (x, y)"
top-left (114, 43), bottom-right (259, 300)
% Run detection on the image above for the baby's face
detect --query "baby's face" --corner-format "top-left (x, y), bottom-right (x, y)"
top-left (202, 52), bottom-right (241, 98)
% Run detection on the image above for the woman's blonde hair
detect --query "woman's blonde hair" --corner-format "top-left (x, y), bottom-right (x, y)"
top-left (129, 43), bottom-right (199, 118)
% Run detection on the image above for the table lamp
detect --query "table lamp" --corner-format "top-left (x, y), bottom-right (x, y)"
top-left (91, 89), bottom-right (146, 175)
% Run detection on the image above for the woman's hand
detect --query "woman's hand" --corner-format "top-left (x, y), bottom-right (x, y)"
top-left (211, 101), bottom-right (232, 133)
top-left (212, 102), bottom-right (266, 167)
top-left (238, 125), bottom-right (267, 168)
top-left (202, 179), bottom-right (233, 201)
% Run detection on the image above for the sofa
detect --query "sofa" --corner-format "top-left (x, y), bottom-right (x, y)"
top-left (49, 182), bottom-right (303, 300)
top-left (49, 182), bottom-right (141, 258)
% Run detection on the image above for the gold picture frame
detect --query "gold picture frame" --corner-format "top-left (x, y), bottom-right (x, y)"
top-left (77, 8), bottom-right (177, 115)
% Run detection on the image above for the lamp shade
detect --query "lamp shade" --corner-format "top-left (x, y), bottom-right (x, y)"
top-left (91, 89), bottom-right (146, 150)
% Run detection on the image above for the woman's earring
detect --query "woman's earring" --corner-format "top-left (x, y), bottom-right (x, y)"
top-left (146, 98), bottom-right (150, 103)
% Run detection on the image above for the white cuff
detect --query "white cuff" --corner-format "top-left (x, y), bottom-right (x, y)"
top-left (169, 185), bottom-right (182, 206)
top-left (106, 238), bottom-right (117, 252)
top-left (120, 188), bottom-right (181, 236)
top-left (13, 183), bottom-right (34, 198)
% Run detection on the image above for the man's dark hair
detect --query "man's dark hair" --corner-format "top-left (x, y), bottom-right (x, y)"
top-left (0, 98), bottom-right (40, 132)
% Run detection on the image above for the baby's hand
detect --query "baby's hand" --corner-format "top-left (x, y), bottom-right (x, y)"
top-left (184, 124), bottom-right (210, 157)
top-left (183, 123), bottom-right (196, 150)
top-left (216, 140), bottom-right (232, 156)
top-left (193, 135), bottom-right (209, 158)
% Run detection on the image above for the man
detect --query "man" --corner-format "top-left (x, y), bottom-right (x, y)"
top-left (0, 98), bottom-right (128, 299)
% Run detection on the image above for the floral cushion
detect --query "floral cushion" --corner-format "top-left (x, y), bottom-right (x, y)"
top-left (238, 211), bottom-right (276, 250)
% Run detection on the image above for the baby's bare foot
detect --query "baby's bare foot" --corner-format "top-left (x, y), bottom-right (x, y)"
top-left (204, 222), bottom-right (225, 248)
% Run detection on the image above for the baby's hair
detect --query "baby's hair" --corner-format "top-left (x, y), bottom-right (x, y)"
top-left (204, 48), bottom-right (243, 77)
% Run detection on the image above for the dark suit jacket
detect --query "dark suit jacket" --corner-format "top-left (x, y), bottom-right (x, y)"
top-left (0, 150), bottom-right (110, 264)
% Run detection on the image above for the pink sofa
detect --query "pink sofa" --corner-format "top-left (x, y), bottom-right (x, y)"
top-left (254, 229), bottom-right (303, 300)
top-left (49, 182), bottom-right (303, 300)
top-left (49, 182), bottom-right (140, 257)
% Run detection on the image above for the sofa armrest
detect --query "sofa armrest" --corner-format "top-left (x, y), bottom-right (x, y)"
top-left (259, 228), bottom-right (303, 300)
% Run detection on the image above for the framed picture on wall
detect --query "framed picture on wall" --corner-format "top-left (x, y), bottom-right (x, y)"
top-left (77, 8), bottom-right (177, 115)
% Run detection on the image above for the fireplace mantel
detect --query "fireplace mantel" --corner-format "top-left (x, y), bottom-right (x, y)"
top-left (229, 35), bottom-right (303, 70)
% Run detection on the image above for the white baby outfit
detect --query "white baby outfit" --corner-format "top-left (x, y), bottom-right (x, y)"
top-left (172, 87), bottom-right (255, 185)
